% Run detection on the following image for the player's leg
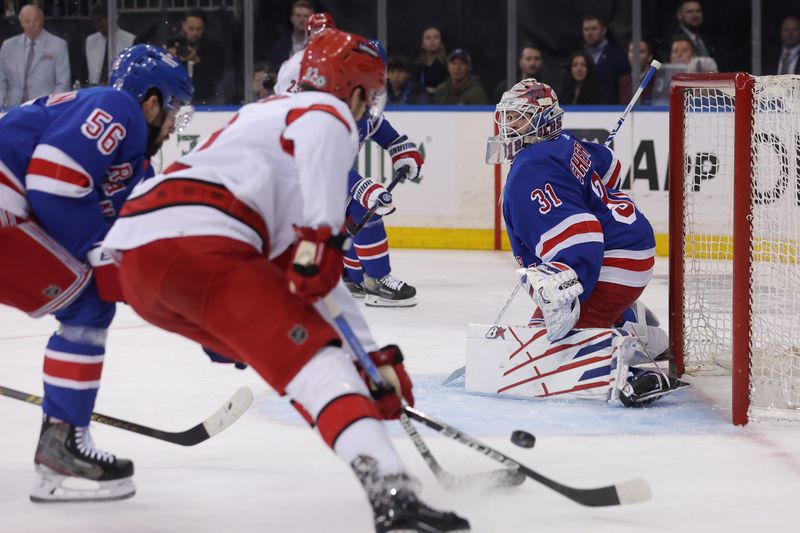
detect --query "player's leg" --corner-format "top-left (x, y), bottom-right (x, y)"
top-left (347, 170), bottom-right (416, 307)
top-left (32, 287), bottom-right (135, 502)
top-left (0, 217), bottom-right (133, 502)
top-left (342, 245), bottom-right (366, 298)
top-left (118, 236), bottom-right (468, 531)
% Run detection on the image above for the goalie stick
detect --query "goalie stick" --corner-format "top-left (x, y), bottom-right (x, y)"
top-left (322, 295), bottom-right (523, 490)
top-left (0, 384), bottom-right (253, 446)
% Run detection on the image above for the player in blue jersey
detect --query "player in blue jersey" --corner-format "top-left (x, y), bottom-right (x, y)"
top-left (0, 44), bottom-right (193, 501)
top-left (487, 79), bottom-right (686, 406)
top-left (341, 39), bottom-right (424, 307)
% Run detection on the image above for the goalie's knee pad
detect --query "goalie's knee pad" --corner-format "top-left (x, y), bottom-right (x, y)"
top-left (0, 221), bottom-right (91, 317)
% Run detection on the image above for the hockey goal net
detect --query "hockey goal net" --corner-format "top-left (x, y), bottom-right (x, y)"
top-left (669, 73), bottom-right (800, 424)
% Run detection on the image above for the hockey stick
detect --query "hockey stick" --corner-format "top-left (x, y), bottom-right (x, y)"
top-left (0, 385), bottom-right (253, 446)
top-left (402, 405), bottom-right (651, 507)
top-left (346, 168), bottom-right (408, 236)
top-left (322, 295), bottom-right (523, 490)
top-left (604, 59), bottom-right (661, 148)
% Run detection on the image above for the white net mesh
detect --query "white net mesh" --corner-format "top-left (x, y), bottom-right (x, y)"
top-left (681, 76), bottom-right (800, 421)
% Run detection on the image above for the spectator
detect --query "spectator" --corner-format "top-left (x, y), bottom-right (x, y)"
top-left (85, 3), bottom-right (135, 87)
top-left (431, 48), bottom-right (488, 105)
top-left (618, 40), bottom-right (655, 104)
top-left (0, 4), bottom-right (69, 108)
top-left (581, 14), bottom-right (629, 105)
top-left (668, 1), bottom-right (716, 64)
top-left (252, 61), bottom-right (276, 101)
top-left (770, 15), bottom-right (800, 75)
top-left (4, 1), bottom-right (14, 19)
top-left (494, 45), bottom-right (553, 102)
top-left (166, 9), bottom-right (225, 105)
top-left (670, 34), bottom-right (717, 72)
top-left (386, 54), bottom-right (428, 105)
top-left (412, 26), bottom-right (448, 95)
top-left (268, 0), bottom-right (314, 66)
top-left (558, 50), bottom-right (607, 105)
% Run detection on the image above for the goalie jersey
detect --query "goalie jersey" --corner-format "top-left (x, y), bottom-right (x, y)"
top-left (502, 131), bottom-right (656, 301)
top-left (0, 87), bottom-right (148, 261)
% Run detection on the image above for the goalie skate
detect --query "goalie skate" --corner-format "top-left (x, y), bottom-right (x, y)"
top-left (364, 274), bottom-right (417, 308)
top-left (30, 415), bottom-right (135, 503)
top-left (352, 456), bottom-right (470, 532)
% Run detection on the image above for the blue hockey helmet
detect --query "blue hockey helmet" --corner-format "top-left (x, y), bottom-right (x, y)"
top-left (368, 39), bottom-right (388, 66)
top-left (110, 44), bottom-right (194, 113)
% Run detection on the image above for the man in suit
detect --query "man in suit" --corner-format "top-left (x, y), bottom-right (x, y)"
top-left (85, 3), bottom-right (135, 87)
top-left (669, 1), bottom-right (717, 66)
top-left (769, 15), bottom-right (800, 75)
top-left (581, 14), bottom-right (630, 105)
top-left (166, 9), bottom-right (224, 104)
top-left (0, 4), bottom-right (69, 109)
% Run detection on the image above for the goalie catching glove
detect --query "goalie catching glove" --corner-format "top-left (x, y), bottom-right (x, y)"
top-left (351, 177), bottom-right (395, 216)
top-left (287, 225), bottom-right (350, 301)
top-left (356, 344), bottom-right (414, 419)
top-left (520, 262), bottom-right (583, 342)
top-left (387, 135), bottom-right (424, 182)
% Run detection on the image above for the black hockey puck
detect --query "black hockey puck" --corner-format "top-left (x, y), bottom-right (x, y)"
top-left (510, 430), bottom-right (536, 448)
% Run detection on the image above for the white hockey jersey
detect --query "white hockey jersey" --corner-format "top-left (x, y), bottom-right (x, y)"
top-left (103, 91), bottom-right (359, 260)
top-left (274, 50), bottom-right (303, 96)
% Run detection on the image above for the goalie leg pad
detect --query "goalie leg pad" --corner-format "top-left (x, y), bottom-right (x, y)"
top-left (0, 221), bottom-right (91, 317)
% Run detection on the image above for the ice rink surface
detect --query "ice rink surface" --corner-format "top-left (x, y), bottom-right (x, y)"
top-left (2, 249), bottom-right (799, 533)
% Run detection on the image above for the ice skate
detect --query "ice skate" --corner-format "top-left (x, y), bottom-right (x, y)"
top-left (352, 455), bottom-right (470, 533)
top-left (31, 415), bottom-right (135, 503)
top-left (343, 272), bottom-right (366, 298)
top-left (619, 371), bottom-right (690, 407)
top-left (364, 274), bottom-right (417, 308)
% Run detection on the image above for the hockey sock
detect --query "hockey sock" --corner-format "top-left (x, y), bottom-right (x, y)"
top-left (343, 246), bottom-right (364, 284)
top-left (42, 326), bottom-right (107, 427)
top-left (352, 219), bottom-right (391, 280)
top-left (285, 346), bottom-right (405, 475)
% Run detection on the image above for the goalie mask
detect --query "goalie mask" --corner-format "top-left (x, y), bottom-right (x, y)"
top-left (486, 79), bottom-right (564, 164)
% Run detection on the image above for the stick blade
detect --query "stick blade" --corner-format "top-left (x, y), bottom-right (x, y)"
top-left (201, 387), bottom-right (254, 437)
top-left (614, 478), bottom-right (652, 505)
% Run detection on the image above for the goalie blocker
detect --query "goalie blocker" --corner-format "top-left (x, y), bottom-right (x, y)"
top-left (465, 324), bottom-right (687, 406)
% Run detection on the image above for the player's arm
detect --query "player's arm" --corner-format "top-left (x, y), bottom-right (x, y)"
top-left (583, 141), bottom-right (622, 189)
top-left (368, 115), bottom-right (424, 182)
top-left (26, 94), bottom-right (146, 300)
top-left (508, 161), bottom-right (604, 340)
top-left (282, 102), bottom-right (358, 300)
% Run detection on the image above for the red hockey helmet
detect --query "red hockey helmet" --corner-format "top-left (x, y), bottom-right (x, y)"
top-left (306, 12), bottom-right (336, 36)
top-left (299, 29), bottom-right (386, 117)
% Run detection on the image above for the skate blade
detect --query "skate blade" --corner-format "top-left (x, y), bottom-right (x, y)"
top-left (30, 466), bottom-right (135, 503)
top-left (364, 295), bottom-right (417, 308)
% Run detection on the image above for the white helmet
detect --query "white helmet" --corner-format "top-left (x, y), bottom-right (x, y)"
top-left (486, 78), bottom-right (564, 164)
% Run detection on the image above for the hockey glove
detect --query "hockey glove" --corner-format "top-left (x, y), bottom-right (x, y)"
top-left (520, 262), bottom-right (584, 342)
top-left (288, 225), bottom-right (350, 301)
top-left (387, 135), bottom-right (424, 183)
top-left (357, 344), bottom-right (414, 420)
top-left (87, 244), bottom-right (125, 302)
top-left (351, 177), bottom-right (395, 216)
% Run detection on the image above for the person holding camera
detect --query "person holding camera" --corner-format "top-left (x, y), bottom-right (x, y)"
top-left (166, 9), bottom-right (224, 104)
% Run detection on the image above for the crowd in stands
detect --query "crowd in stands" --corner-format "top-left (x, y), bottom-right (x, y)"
top-left (0, 0), bottom-right (798, 109)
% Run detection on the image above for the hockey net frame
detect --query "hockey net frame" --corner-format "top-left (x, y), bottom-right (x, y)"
top-left (669, 72), bottom-right (800, 425)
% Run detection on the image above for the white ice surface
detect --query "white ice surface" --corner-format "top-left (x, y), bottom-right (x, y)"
top-left (2, 250), bottom-right (799, 532)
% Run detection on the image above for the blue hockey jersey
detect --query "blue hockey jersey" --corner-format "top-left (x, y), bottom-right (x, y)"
top-left (503, 131), bottom-right (655, 302)
top-left (0, 87), bottom-right (148, 261)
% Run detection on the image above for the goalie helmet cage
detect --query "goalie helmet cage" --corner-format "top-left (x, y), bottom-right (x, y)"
top-left (669, 72), bottom-right (800, 425)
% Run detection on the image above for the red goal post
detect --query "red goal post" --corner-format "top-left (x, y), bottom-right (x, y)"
top-left (669, 72), bottom-right (800, 425)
